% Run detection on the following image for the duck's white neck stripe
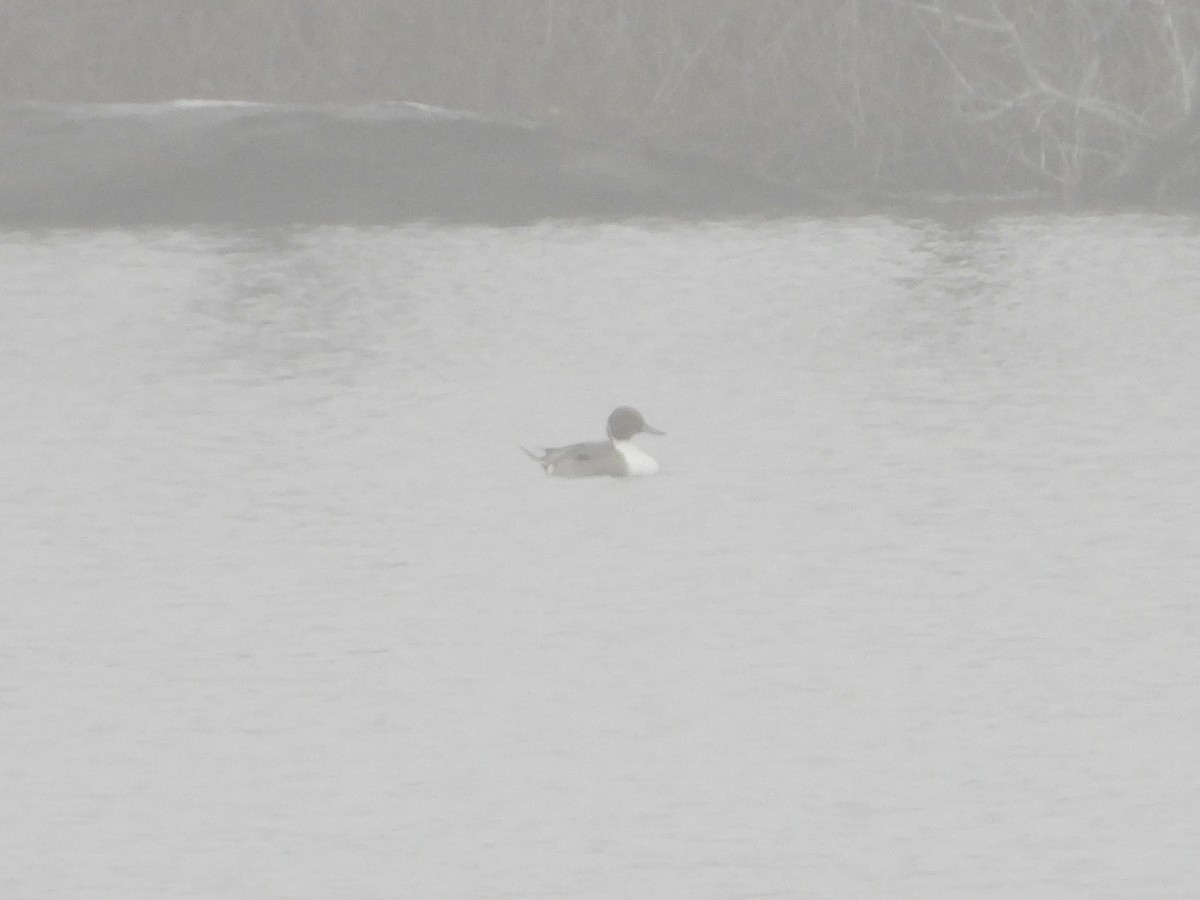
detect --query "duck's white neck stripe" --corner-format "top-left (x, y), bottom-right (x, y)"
top-left (614, 439), bottom-right (660, 475)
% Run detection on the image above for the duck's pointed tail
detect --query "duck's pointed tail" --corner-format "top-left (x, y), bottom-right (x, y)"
top-left (519, 445), bottom-right (547, 466)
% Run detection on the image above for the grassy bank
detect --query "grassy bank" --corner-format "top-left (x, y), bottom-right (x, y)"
top-left (3, 0), bottom-right (1197, 202)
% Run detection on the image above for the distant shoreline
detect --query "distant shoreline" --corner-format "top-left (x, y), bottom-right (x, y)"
top-left (0, 102), bottom-right (1170, 227)
top-left (0, 102), bottom-right (812, 227)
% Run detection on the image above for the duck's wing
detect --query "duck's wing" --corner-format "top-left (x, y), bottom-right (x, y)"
top-left (520, 441), bottom-right (625, 477)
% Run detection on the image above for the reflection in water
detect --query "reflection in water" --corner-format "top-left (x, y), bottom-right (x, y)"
top-left (887, 222), bottom-right (1026, 380)
top-left (189, 229), bottom-right (398, 385)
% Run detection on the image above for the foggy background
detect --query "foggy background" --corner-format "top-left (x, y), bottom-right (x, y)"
top-left (3, 0), bottom-right (1200, 203)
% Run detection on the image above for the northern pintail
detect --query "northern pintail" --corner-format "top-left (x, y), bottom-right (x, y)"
top-left (521, 406), bottom-right (666, 477)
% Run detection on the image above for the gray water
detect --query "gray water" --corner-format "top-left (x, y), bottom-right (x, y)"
top-left (2, 216), bottom-right (1198, 899)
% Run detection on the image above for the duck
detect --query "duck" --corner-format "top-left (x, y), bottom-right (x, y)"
top-left (521, 406), bottom-right (665, 477)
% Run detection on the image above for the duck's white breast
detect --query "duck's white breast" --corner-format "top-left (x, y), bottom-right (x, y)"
top-left (614, 440), bottom-right (660, 475)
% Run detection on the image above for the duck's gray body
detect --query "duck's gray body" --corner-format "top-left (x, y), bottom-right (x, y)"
top-left (522, 406), bottom-right (665, 478)
top-left (521, 440), bottom-right (630, 477)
